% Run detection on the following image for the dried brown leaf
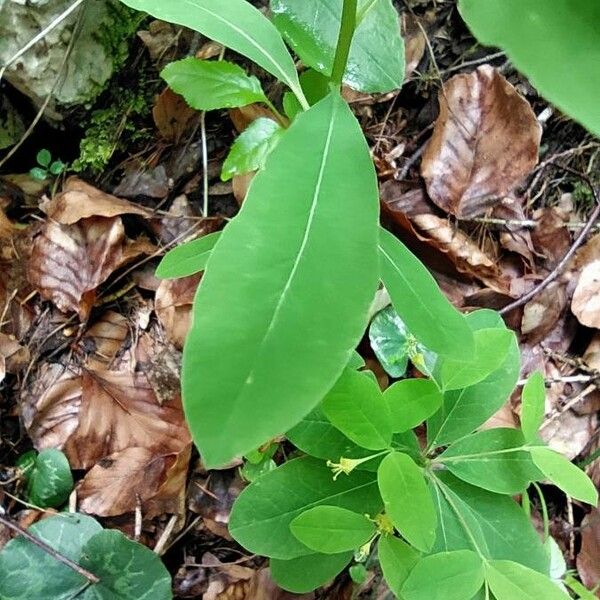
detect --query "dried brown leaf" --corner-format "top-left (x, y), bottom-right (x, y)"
top-left (0, 333), bottom-right (29, 383)
top-left (155, 274), bottom-right (200, 349)
top-left (81, 311), bottom-right (129, 370)
top-left (153, 88), bottom-right (199, 144)
top-left (421, 66), bottom-right (541, 218)
top-left (531, 207), bottom-right (571, 267)
top-left (521, 281), bottom-right (568, 344)
top-left (43, 178), bottom-right (151, 224)
top-left (571, 234), bottom-right (600, 328)
top-left (402, 14), bottom-right (426, 79)
top-left (576, 509), bottom-right (600, 597)
top-left (28, 217), bottom-right (125, 320)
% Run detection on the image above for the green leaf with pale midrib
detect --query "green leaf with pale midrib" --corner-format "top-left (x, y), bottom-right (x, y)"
top-left (183, 92), bottom-right (379, 467)
top-left (156, 231), bottom-right (221, 279)
top-left (120, 0), bottom-right (305, 104)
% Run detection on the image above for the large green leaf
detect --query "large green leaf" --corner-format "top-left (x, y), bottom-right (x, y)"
top-left (155, 232), bottom-right (221, 279)
top-left (427, 314), bottom-right (520, 448)
top-left (183, 92), bottom-right (379, 467)
top-left (27, 449), bottom-right (73, 508)
top-left (322, 369), bottom-right (393, 450)
top-left (229, 457), bottom-right (382, 559)
top-left (290, 506), bottom-right (376, 553)
top-left (378, 228), bottom-right (474, 360)
top-left (520, 372), bottom-right (546, 442)
top-left (161, 58), bottom-right (267, 110)
top-left (270, 0), bottom-right (405, 93)
top-left (120, 0), bottom-right (305, 104)
top-left (429, 472), bottom-right (548, 573)
top-left (459, 0), bottom-right (600, 137)
top-left (401, 550), bottom-right (485, 600)
top-left (378, 535), bottom-right (420, 598)
top-left (385, 378), bottom-right (442, 432)
top-left (221, 118), bottom-right (284, 181)
top-left (377, 452), bottom-right (436, 552)
top-left (0, 514), bottom-right (171, 600)
top-left (437, 429), bottom-right (542, 495)
top-left (530, 447), bottom-right (598, 506)
top-left (270, 552), bottom-right (352, 593)
top-left (485, 560), bottom-right (570, 600)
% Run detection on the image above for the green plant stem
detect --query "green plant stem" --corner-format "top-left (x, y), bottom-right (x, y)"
top-left (330, 0), bottom-right (358, 87)
top-left (532, 482), bottom-right (549, 541)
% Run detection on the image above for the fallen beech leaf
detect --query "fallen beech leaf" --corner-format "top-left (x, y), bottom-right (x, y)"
top-left (522, 282), bottom-right (568, 344)
top-left (0, 333), bottom-right (29, 383)
top-left (232, 171), bottom-right (255, 205)
top-left (492, 201), bottom-right (535, 266)
top-left (27, 217), bottom-right (125, 320)
top-left (153, 88), bottom-right (199, 144)
top-left (78, 445), bottom-right (191, 518)
top-left (80, 311), bottom-right (129, 370)
top-left (229, 104), bottom-right (279, 133)
top-left (402, 14), bottom-right (426, 79)
top-left (23, 365), bottom-right (190, 469)
top-left (576, 509), bottom-right (600, 597)
top-left (421, 66), bottom-right (541, 218)
top-left (541, 410), bottom-right (597, 460)
top-left (572, 260), bottom-right (600, 328)
top-left (42, 177), bottom-right (151, 224)
top-left (531, 207), bottom-right (571, 267)
top-left (155, 274), bottom-right (201, 349)
top-left (0, 206), bottom-right (13, 238)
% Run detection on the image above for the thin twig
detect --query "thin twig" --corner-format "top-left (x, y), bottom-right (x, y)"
top-left (200, 112), bottom-right (209, 217)
top-left (440, 51), bottom-right (506, 76)
top-left (500, 172), bottom-right (600, 315)
top-left (0, 513), bottom-right (99, 584)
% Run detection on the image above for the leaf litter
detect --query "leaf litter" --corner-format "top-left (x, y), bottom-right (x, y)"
top-left (1, 1), bottom-right (600, 597)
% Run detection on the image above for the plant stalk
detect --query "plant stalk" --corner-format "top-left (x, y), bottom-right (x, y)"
top-left (330, 0), bottom-right (358, 87)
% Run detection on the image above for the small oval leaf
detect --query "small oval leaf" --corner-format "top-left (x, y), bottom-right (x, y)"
top-left (384, 378), bottom-right (442, 432)
top-left (156, 232), bottom-right (222, 279)
top-left (520, 371), bottom-right (545, 442)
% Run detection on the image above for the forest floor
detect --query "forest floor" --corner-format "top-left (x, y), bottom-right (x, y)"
top-left (0, 0), bottom-right (599, 598)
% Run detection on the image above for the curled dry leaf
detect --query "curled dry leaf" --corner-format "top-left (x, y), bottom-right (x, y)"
top-left (521, 281), bottom-right (568, 344)
top-left (402, 14), bottom-right (426, 79)
top-left (0, 333), bottom-right (29, 383)
top-left (576, 509), bottom-right (600, 597)
top-left (42, 177), bottom-right (151, 224)
top-left (421, 65), bottom-right (541, 218)
top-left (492, 201), bottom-right (536, 266)
top-left (80, 311), bottom-right (129, 370)
top-left (153, 88), bottom-right (199, 144)
top-left (155, 274), bottom-right (201, 349)
top-left (531, 206), bottom-right (572, 267)
top-left (571, 234), bottom-right (600, 328)
top-left (28, 217), bottom-right (126, 320)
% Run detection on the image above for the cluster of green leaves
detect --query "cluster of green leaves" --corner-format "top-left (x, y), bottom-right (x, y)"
top-left (230, 311), bottom-right (597, 596)
top-left (0, 514), bottom-right (171, 599)
top-left (29, 149), bottom-right (65, 181)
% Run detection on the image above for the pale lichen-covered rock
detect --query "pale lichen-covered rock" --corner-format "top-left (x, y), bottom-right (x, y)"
top-left (0, 0), bottom-right (139, 114)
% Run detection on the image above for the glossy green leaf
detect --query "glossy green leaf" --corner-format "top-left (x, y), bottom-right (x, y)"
top-left (348, 350), bottom-right (366, 370)
top-left (427, 313), bottom-right (520, 448)
top-left (530, 447), bottom-right (598, 506)
top-left (183, 92), bottom-right (379, 467)
top-left (229, 456), bottom-right (382, 559)
top-left (459, 0), bottom-right (600, 137)
top-left (0, 514), bottom-right (171, 600)
top-left (155, 231), bottom-right (221, 279)
top-left (385, 378), bottom-right (443, 432)
top-left (429, 472), bottom-right (548, 573)
top-left (378, 227), bottom-right (474, 360)
top-left (368, 305), bottom-right (409, 378)
top-left (49, 160), bottom-right (65, 176)
top-left (222, 118), bottom-right (284, 181)
top-left (437, 429), bottom-right (541, 495)
top-left (36, 149), bottom-right (51, 168)
top-left (283, 69), bottom-right (330, 119)
top-left (520, 372), bottom-right (545, 442)
top-left (271, 0), bottom-right (404, 93)
top-left (378, 535), bottom-right (420, 598)
top-left (27, 449), bottom-right (73, 508)
top-left (438, 328), bottom-right (513, 391)
top-left (120, 0), bottom-right (305, 104)
top-left (162, 58), bottom-right (267, 111)
top-left (485, 559), bottom-right (570, 600)
top-left (377, 452), bottom-right (436, 552)
top-left (290, 506), bottom-right (376, 554)
top-left (401, 550), bottom-right (485, 600)
top-left (322, 369), bottom-right (393, 450)
top-left (270, 552), bottom-right (352, 593)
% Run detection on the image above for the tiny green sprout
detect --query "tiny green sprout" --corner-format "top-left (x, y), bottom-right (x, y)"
top-left (30, 149), bottom-right (65, 181)
top-left (349, 563), bottom-right (368, 584)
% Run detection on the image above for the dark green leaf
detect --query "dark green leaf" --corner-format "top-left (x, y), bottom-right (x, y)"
top-left (49, 160), bottom-right (65, 176)
top-left (229, 457), bottom-right (382, 559)
top-left (222, 118), bottom-right (284, 181)
top-left (437, 429), bottom-right (542, 495)
top-left (290, 506), bottom-right (376, 554)
top-left (120, 0), bottom-right (305, 104)
top-left (156, 231), bottom-right (221, 279)
top-left (368, 305), bottom-right (409, 378)
top-left (27, 449), bottom-right (74, 508)
top-left (379, 228), bottom-right (474, 360)
top-left (429, 472), bottom-right (548, 573)
top-left (271, 0), bottom-right (405, 93)
top-left (530, 447), bottom-right (598, 506)
top-left (459, 0), bottom-right (600, 137)
top-left (401, 550), bottom-right (485, 600)
top-left (322, 369), bottom-right (393, 450)
top-left (29, 167), bottom-right (48, 181)
top-left (378, 535), bottom-right (420, 597)
top-left (520, 372), bottom-right (545, 442)
top-left (385, 378), bottom-right (443, 432)
top-left (283, 69), bottom-right (330, 119)
top-left (36, 149), bottom-right (51, 168)
top-left (271, 552), bottom-right (352, 593)
top-left (377, 452), bottom-right (436, 552)
top-left (485, 559), bottom-right (570, 600)
top-left (162, 58), bottom-right (267, 110)
top-left (183, 92), bottom-right (380, 467)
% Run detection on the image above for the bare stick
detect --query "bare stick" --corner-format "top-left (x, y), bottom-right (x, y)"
top-left (0, 513), bottom-right (99, 584)
top-left (500, 172), bottom-right (600, 315)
